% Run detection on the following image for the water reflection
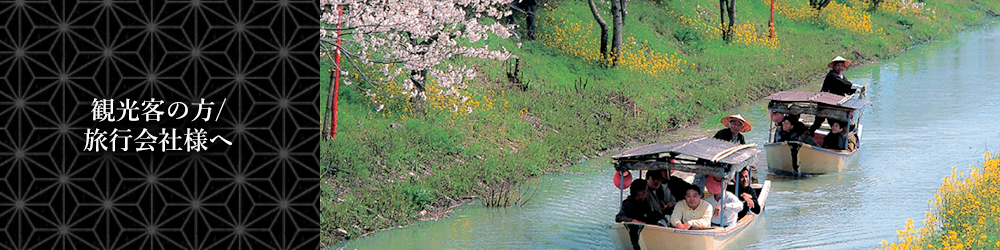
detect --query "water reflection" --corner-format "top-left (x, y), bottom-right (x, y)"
top-left (338, 26), bottom-right (1000, 250)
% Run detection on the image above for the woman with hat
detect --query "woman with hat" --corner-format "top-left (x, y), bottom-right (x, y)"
top-left (714, 114), bottom-right (751, 144)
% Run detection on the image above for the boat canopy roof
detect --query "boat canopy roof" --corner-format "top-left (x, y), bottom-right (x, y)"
top-left (765, 91), bottom-right (868, 121)
top-left (611, 137), bottom-right (760, 179)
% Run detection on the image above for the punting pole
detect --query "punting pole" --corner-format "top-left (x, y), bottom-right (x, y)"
top-left (769, 111), bottom-right (774, 143)
top-left (733, 169), bottom-right (739, 228)
top-left (720, 178), bottom-right (727, 228)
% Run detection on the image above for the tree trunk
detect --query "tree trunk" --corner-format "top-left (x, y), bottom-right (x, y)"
top-left (727, 0), bottom-right (737, 41)
top-left (323, 68), bottom-right (336, 139)
top-left (719, 0), bottom-right (726, 41)
top-left (810, 0), bottom-right (832, 10)
top-left (719, 0), bottom-right (737, 42)
top-left (410, 70), bottom-right (427, 115)
top-left (869, 0), bottom-right (882, 10)
top-left (588, 0), bottom-right (610, 63)
top-left (611, 0), bottom-right (624, 65)
top-left (621, 0), bottom-right (628, 22)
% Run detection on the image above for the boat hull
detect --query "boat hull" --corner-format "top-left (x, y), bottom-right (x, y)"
top-left (608, 181), bottom-right (770, 250)
top-left (764, 142), bottom-right (856, 175)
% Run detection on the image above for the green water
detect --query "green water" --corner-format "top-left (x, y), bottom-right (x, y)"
top-left (337, 26), bottom-right (1000, 250)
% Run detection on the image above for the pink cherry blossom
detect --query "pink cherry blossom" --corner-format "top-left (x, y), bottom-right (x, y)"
top-left (320, 0), bottom-right (518, 112)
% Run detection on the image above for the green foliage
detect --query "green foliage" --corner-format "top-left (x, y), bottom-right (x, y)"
top-left (401, 184), bottom-right (434, 210)
top-left (897, 17), bottom-right (915, 28)
top-left (673, 27), bottom-right (702, 44)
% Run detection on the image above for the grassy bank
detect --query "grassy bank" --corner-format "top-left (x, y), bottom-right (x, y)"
top-left (877, 150), bottom-right (1000, 249)
top-left (321, 0), bottom-right (1000, 246)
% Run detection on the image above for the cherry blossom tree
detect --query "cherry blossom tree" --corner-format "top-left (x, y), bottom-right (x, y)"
top-left (319, 0), bottom-right (518, 115)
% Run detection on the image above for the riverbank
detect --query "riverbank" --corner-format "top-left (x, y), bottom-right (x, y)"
top-left (321, 0), bottom-right (1000, 246)
top-left (878, 150), bottom-right (1000, 249)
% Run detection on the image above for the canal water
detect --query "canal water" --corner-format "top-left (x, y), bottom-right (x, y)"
top-left (337, 26), bottom-right (1000, 249)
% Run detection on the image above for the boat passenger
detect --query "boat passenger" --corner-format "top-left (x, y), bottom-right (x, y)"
top-left (615, 179), bottom-right (665, 225)
top-left (643, 171), bottom-right (666, 215)
top-left (670, 186), bottom-right (713, 230)
top-left (646, 170), bottom-right (677, 215)
top-left (726, 168), bottom-right (761, 220)
top-left (657, 170), bottom-right (687, 216)
top-left (822, 120), bottom-right (847, 150)
top-left (810, 56), bottom-right (865, 133)
top-left (775, 114), bottom-right (819, 146)
top-left (713, 114), bottom-right (751, 144)
top-left (774, 115), bottom-right (801, 143)
top-left (616, 179), bottom-right (663, 250)
top-left (704, 176), bottom-right (743, 227)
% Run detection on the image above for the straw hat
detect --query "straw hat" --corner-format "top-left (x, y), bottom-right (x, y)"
top-left (827, 56), bottom-right (851, 68)
top-left (720, 114), bottom-right (752, 133)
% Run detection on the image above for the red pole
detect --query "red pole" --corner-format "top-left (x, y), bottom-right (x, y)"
top-left (769, 0), bottom-right (775, 38)
top-left (330, 4), bottom-right (343, 139)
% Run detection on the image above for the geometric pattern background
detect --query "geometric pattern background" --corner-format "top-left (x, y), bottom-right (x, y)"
top-left (0, 1), bottom-right (319, 249)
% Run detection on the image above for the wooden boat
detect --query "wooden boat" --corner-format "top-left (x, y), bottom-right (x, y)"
top-left (607, 138), bottom-right (769, 250)
top-left (763, 90), bottom-right (868, 175)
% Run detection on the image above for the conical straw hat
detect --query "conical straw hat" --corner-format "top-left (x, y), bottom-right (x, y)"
top-left (720, 114), bottom-right (752, 133)
top-left (827, 56), bottom-right (851, 68)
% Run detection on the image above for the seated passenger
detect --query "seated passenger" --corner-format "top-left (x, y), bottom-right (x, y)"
top-left (774, 114), bottom-right (803, 142)
top-left (822, 121), bottom-right (847, 150)
top-left (726, 168), bottom-right (762, 220)
top-left (704, 176), bottom-right (743, 227)
top-left (774, 114), bottom-right (819, 146)
top-left (659, 170), bottom-right (691, 207)
top-left (670, 186), bottom-right (713, 230)
top-left (648, 170), bottom-right (678, 215)
top-left (615, 179), bottom-right (664, 225)
top-left (643, 171), bottom-right (666, 215)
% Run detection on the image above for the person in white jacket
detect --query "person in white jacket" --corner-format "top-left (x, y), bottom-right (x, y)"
top-left (704, 175), bottom-right (743, 227)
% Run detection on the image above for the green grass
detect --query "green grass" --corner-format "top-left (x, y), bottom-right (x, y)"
top-left (321, 0), bottom-right (1000, 246)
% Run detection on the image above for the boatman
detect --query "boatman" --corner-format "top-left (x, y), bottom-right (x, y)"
top-left (701, 114), bottom-right (752, 190)
top-left (810, 56), bottom-right (865, 133)
top-left (820, 56), bottom-right (865, 96)
top-left (713, 114), bottom-right (751, 144)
